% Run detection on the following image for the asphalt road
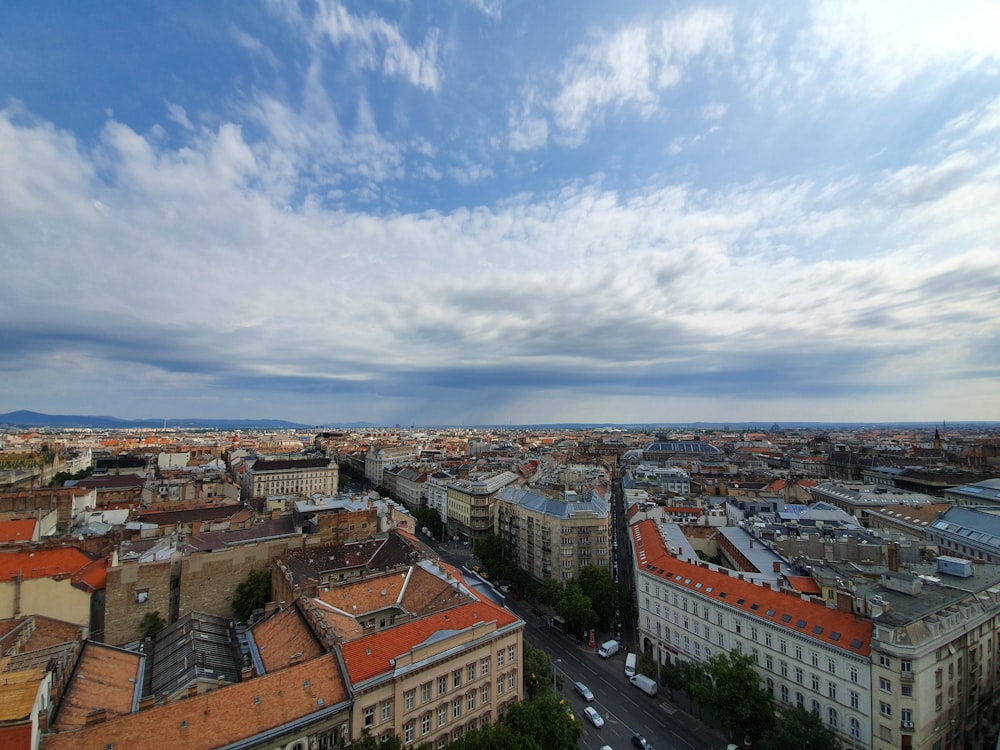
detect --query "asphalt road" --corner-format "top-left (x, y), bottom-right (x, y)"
top-left (430, 537), bottom-right (729, 750)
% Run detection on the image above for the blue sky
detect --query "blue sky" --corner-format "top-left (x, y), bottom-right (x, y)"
top-left (2, 1), bottom-right (999, 426)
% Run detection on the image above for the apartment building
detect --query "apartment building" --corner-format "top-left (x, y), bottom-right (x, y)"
top-left (926, 506), bottom-right (1000, 563)
top-left (240, 456), bottom-right (338, 501)
top-left (631, 520), bottom-right (874, 749)
top-left (366, 444), bottom-right (420, 488)
top-left (496, 486), bottom-right (611, 582)
top-left (446, 472), bottom-right (519, 544)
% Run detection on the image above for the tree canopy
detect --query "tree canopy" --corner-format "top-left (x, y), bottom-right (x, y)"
top-left (232, 568), bottom-right (271, 621)
top-left (576, 565), bottom-right (617, 628)
top-left (760, 706), bottom-right (842, 750)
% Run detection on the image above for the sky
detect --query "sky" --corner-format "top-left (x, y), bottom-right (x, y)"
top-left (1, 1), bottom-right (999, 427)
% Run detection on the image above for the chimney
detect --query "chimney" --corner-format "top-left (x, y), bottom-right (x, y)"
top-left (773, 561), bottom-right (781, 574)
top-left (139, 696), bottom-right (156, 711)
top-left (241, 666), bottom-right (254, 681)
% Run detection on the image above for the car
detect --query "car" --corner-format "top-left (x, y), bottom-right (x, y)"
top-left (583, 706), bottom-right (605, 728)
top-left (600, 746), bottom-right (614, 750)
top-left (631, 734), bottom-right (653, 750)
top-left (559, 699), bottom-right (574, 722)
top-left (565, 632), bottom-right (583, 644)
top-left (531, 607), bottom-right (544, 617)
top-left (574, 681), bottom-right (595, 701)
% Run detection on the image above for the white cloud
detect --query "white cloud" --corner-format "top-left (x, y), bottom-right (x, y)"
top-left (701, 102), bottom-right (727, 120)
top-left (165, 102), bottom-right (194, 130)
top-left (792, 0), bottom-right (1000, 98)
top-left (312, 0), bottom-right (443, 92)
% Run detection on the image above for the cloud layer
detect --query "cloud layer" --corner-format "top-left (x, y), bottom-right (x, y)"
top-left (1, 1), bottom-right (999, 425)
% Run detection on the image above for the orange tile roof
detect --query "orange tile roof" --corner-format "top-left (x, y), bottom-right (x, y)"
top-left (0, 548), bottom-right (97, 583)
top-left (785, 576), bottom-right (823, 595)
top-left (631, 520), bottom-right (871, 657)
top-left (0, 520), bottom-right (36, 544)
top-left (40, 653), bottom-right (349, 750)
top-left (251, 606), bottom-right (324, 673)
top-left (71, 556), bottom-right (107, 593)
top-left (53, 643), bottom-right (143, 731)
top-left (341, 600), bottom-right (520, 685)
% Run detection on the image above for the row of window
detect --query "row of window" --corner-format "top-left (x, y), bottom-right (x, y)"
top-left (768, 681), bottom-right (863, 740)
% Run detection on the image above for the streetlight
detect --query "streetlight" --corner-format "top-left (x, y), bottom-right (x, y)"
top-left (552, 658), bottom-right (562, 692)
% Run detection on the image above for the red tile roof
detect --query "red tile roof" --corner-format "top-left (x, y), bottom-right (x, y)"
top-left (631, 520), bottom-right (871, 656)
top-left (41, 653), bottom-right (349, 750)
top-left (341, 600), bottom-right (520, 685)
top-left (0, 520), bottom-right (36, 544)
top-left (0, 548), bottom-right (97, 583)
top-left (53, 643), bottom-right (143, 731)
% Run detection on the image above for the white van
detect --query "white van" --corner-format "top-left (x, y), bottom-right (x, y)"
top-left (629, 673), bottom-right (658, 697)
top-left (624, 652), bottom-right (637, 678)
top-left (597, 639), bottom-right (619, 658)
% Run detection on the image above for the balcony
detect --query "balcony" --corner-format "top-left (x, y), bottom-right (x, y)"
top-left (899, 671), bottom-right (914, 682)
top-left (900, 721), bottom-right (914, 731)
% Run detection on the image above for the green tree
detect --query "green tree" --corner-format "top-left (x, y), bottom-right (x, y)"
top-left (501, 691), bottom-right (583, 750)
top-left (557, 582), bottom-right (596, 637)
top-left (637, 652), bottom-right (658, 679)
top-left (139, 611), bottom-right (166, 639)
top-left (233, 569), bottom-right (272, 621)
top-left (414, 507), bottom-right (445, 540)
top-left (447, 723), bottom-right (539, 750)
top-left (692, 650), bottom-right (775, 743)
top-left (536, 578), bottom-right (564, 608)
top-left (760, 706), bottom-right (842, 750)
top-left (350, 732), bottom-right (404, 750)
top-left (576, 565), bottom-right (616, 628)
top-left (522, 640), bottom-right (555, 699)
top-left (473, 534), bottom-right (506, 575)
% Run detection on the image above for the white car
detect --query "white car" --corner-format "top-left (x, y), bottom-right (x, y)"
top-left (584, 706), bottom-right (605, 728)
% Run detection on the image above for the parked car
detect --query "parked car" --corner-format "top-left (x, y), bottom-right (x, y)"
top-left (584, 707), bottom-right (605, 728)
top-left (631, 734), bottom-right (653, 750)
top-left (574, 681), bottom-right (595, 701)
top-left (531, 607), bottom-right (544, 617)
top-left (565, 631), bottom-right (583, 644)
top-left (600, 746), bottom-right (614, 750)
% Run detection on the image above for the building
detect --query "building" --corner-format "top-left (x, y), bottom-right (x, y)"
top-left (446, 472), bottom-right (519, 544)
top-left (496, 486), bottom-right (611, 582)
top-left (365, 445), bottom-right (420, 489)
top-left (926, 506), bottom-right (1000, 564)
top-left (631, 519), bottom-right (874, 749)
top-left (942, 478), bottom-right (1000, 508)
top-left (240, 457), bottom-right (338, 501)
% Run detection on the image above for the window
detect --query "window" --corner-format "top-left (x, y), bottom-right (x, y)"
top-left (780, 661), bottom-right (788, 677)
top-left (779, 638), bottom-right (787, 654)
top-left (850, 666), bottom-right (859, 683)
top-left (850, 691), bottom-right (860, 710)
top-left (497, 676), bottom-right (504, 695)
top-left (901, 708), bottom-right (913, 725)
top-left (468, 663), bottom-right (476, 682)
top-left (135, 589), bottom-right (150, 604)
top-left (795, 667), bottom-right (803, 684)
top-left (901, 659), bottom-right (912, 674)
top-left (811, 674), bottom-right (820, 691)
top-left (405, 690), bottom-right (415, 711)
top-left (467, 692), bottom-right (475, 711)
top-left (421, 714), bottom-right (430, 735)
top-left (405, 722), bottom-right (414, 744)
top-left (453, 669), bottom-right (462, 688)
top-left (766, 677), bottom-right (774, 695)
top-left (880, 677), bottom-right (891, 693)
top-left (508, 672), bottom-right (516, 689)
top-left (811, 700), bottom-right (820, 717)
top-left (880, 702), bottom-right (892, 718)
top-left (382, 701), bottom-right (392, 721)
top-left (765, 655), bottom-right (773, 671)
top-left (508, 645), bottom-right (516, 662)
top-left (481, 657), bottom-right (489, 676)
top-left (735, 620), bottom-right (742, 634)
top-left (880, 654), bottom-right (892, 668)
top-left (439, 676), bottom-right (448, 695)
top-left (850, 718), bottom-right (861, 739)
top-left (365, 706), bottom-right (375, 727)
top-left (497, 649), bottom-right (505, 667)
top-left (901, 684), bottom-right (913, 698)
top-left (751, 626), bottom-right (758, 641)
top-left (828, 707), bottom-right (838, 729)
top-left (481, 685), bottom-right (490, 704)
top-left (422, 683), bottom-right (431, 703)
top-left (828, 681), bottom-right (837, 700)
top-left (780, 685), bottom-right (789, 703)
top-left (765, 632), bottom-right (772, 647)
top-left (453, 699), bottom-right (462, 718)
top-left (811, 651), bottom-right (819, 667)
top-left (795, 645), bottom-right (803, 660)
top-left (796, 692), bottom-right (804, 708)
top-left (827, 657), bottom-right (836, 674)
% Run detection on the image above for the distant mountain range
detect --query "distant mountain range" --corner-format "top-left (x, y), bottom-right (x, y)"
top-left (1, 410), bottom-right (996, 432)
top-left (0, 410), bottom-right (319, 430)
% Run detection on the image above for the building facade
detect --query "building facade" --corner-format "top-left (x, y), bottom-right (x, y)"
top-left (496, 486), bottom-right (611, 582)
top-left (446, 472), bottom-right (519, 544)
top-left (242, 457), bottom-right (339, 501)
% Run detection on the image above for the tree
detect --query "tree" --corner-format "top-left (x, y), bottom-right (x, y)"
top-left (350, 732), bottom-right (404, 750)
top-left (760, 706), bottom-right (842, 750)
top-left (522, 640), bottom-right (555, 699)
top-left (139, 611), bottom-right (166, 639)
top-left (557, 582), bottom-right (596, 637)
top-left (414, 507), bottom-right (445, 540)
top-left (233, 569), bottom-right (271, 621)
top-left (536, 578), bottom-right (564, 608)
top-left (447, 723), bottom-right (539, 750)
top-left (501, 691), bottom-right (583, 750)
top-left (473, 534), bottom-right (506, 575)
top-left (693, 650), bottom-right (776, 743)
top-left (576, 565), bottom-right (616, 628)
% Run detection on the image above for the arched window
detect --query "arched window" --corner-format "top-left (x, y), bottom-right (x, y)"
top-left (850, 717), bottom-right (861, 739)
top-left (780, 685), bottom-right (789, 702)
top-left (811, 699), bottom-right (820, 717)
top-left (796, 692), bottom-right (804, 709)
top-left (828, 707), bottom-right (838, 728)
top-left (766, 678), bottom-right (774, 696)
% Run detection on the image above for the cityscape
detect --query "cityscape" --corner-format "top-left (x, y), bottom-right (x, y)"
top-left (1, 416), bottom-right (999, 750)
top-left (3, 2), bottom-right (1000, 750)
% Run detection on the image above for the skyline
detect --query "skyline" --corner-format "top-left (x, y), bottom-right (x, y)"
top-left (2, 2), bottom-right (999, 426)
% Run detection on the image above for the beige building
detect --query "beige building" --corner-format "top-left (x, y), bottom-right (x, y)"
top-left (365, 444), bottom-right (420, 488)
top-left (241, 456), bottom-right (339, 501)
top-left (496, 486), bottom-right (611, 581)
top-left (446, 472), bottom-right (519, 544)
